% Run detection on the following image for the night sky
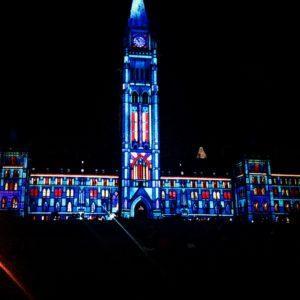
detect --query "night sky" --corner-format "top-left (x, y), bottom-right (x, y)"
top-left (1, 1), bottom-right (299, 174)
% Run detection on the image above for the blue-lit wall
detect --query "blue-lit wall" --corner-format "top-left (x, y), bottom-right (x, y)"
top-left (27, 174), bottom-right (119, 221)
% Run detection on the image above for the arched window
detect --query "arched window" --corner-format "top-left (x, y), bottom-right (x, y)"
top-left (11, 197), bottom-right (19, 209)
top-left (284, 201), bottom-right (290, 213)
top-left (13, 170), bottom-right (20, 178)
top-left (5, 170), bottom-right (11, 178)
top-left (132, 92), bottom-right (139, 103)
top-left (67, 202), bottom-right (72, 213)
top-left (142, 92), bottom-right (149, 104)
top-left (91, 202), bottom-right (96, 213)
top-left (1, 197), bottom-right (7, 209)
top-left (55, 201), bottom-right (60, 212)
top-left (161, 190), bottom-right (166, 200)
top-left (43, 201), bottom-right (49, 212)
top-left (253, 201), bottom-right (259, 212)
top-left (131, 155), bottom-right (152, 181)
top-left (274, 201), bottom-right (279, 213)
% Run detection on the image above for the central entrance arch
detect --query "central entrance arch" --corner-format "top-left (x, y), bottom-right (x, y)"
top-left (134, 202), bottom-right (148, 219)
top-left (130, 197), bottom-right (152, 219)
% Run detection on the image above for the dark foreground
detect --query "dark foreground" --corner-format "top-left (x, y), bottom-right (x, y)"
top-left (0, 216), bottom-right (299, 300)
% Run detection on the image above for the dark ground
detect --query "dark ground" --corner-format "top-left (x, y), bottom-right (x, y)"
top-left (0, 216), bottom-right (299, 300)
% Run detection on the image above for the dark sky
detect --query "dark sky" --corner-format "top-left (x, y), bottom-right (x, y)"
top-left (1, 0), bottom-right (299, 174)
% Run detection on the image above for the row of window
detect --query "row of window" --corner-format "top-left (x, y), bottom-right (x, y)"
top-left (1, 197), bottom-right (19, 209)
top-left (30, 188), bottom-right (112, 199)
top-left (30, 177), bottom-right (118, 187)
top-left (163, 201), bottom-right (233, 214)
top-left (248, 162), bottom-right (268, 174)
top-left (273, 187), bottom-right (300, 198)
top-left (3, 170), bottom-right (20, 179)
top-left (3, 182), bottom-right (18, 191)
top-left (272, 177), bottom-right (300, 186)
top-left (161, 180), bottom-right (231, 189)
top-left (162, 190), bottom-right (232, 200)
top-left (253, 187), bottom-right (266, 196)
top-left (251, 176), bottom-right (266, 184)
top-left (274, 201), bottom-right (300, 213)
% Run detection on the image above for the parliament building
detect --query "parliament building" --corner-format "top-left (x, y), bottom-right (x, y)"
top-left (1, 0), bottom-right (299, 222)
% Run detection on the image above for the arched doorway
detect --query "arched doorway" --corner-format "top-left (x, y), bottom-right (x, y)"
top-left (134, 202), bottom-right (148, 219)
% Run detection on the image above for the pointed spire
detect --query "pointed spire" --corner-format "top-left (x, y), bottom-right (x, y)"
top-left (129, 0), bottom-right (149, 29)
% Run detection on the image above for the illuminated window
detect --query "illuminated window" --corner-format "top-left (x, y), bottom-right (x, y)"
top-left (54, 188), bottom-right (62, 198)
top-left (30, 188), bottom-right (39, 197)
top-left (201, 191), bottom-right (210, 200)
top-left (169, 191), bottom-right (177, 200)
top-left (1, 197), bottom-right (7, 209)
top-left (131, 106), bottom-right (139, 143)
top-left (66, 189), bottom-right (74, 198)
top-left (142, 106), bottom-right (150, 143)
top-left (101, 189), bottom-right (109, 198)
top-left (284, 201), bottom-right (290, 213)
top-left (67, 178), bottom-right (74, 186)
top-left (90, 189), bottom-right (98, 199)
top-left (161, 190), bottom-right (166, 200)
top-left (53, 201), bottom-right (60, 212)
top-left (5, 183), bottom-right (9, 191)
top-left (91, 202), bottom-right (96, 213)
top-left (12, 197), bottom-right (18, 209)
top-left (14, 183), bottom-right (18, 191)
top-left (4, 170), bottom-right (11, 178)
top-left (67, 202), bottom-right (72, 213)
top-left (55, 178), bottom-right (62, 185)
top-left (263, 202), bottom-right (268, 212)
top-left (131, 155), bottom-right (152, 181)
top-left (92, 178), bottom-right (97, 186)
top-left (274, 201), bottom-right (279, 213)
top-left (253, 202), bottom-right (259, 212)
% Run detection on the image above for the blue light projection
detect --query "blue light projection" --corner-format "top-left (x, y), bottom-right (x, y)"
top-left (129, 0), bottom-right (148, 28)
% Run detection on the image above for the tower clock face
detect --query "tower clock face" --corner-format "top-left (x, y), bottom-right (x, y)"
top-left (132, 34), bottom-right (147, 48)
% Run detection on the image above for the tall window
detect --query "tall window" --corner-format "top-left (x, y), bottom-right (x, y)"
top-left (67, 202), bottom-right (72, 213)
top-left (1, 197), bottom-right (7, 209)
top-left (132, 92), bottom-right (138, 104)
top-left (91, 202), bottom-right (96, 213)
top-left (142, 107), bottom-right (150, 143)
top-left (131, 155), bottom-right (152, 181)
top-left (131, 106), bottom-right (139, 143)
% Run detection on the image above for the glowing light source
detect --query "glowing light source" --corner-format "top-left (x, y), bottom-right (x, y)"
top-left (129, 0), bottom-right (148, 28)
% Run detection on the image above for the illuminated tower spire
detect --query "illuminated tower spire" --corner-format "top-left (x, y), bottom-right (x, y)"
top-left (121, 0), bottom-right (161, 219)
top-left (129, 0), bottom-right (149, 29)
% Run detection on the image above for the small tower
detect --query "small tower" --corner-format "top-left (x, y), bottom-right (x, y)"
top-left (0, 151), bottom-right (29, 217)
top-left (121, 0), bottom-right (161, 218)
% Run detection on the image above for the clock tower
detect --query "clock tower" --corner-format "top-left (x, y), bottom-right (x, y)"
top-left (121, 0), bottom-right (161, 218)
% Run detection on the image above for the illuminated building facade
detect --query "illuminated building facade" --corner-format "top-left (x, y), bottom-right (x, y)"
top-left (1, 1), bottom-right (299, 222)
